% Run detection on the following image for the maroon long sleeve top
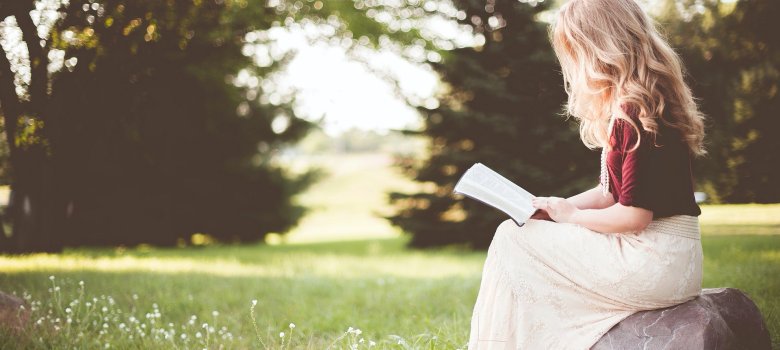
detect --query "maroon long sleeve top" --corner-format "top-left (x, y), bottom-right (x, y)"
top-left (605, 107), bottom-right (701, 218)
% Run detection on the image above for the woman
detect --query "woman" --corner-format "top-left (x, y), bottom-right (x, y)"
top-left (468, 0), bottom-right (707, 349)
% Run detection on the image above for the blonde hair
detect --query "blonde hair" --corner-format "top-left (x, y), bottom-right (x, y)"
top-left (550, 0), bottom-right (706, 155)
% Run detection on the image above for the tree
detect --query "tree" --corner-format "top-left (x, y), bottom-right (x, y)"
top-left (388, 0), bottom-right (598, 249)
top-left (0, 0), bottom-right (443, 252)
top-left (0, 0), bottom-right (320, 251)
top-left (659, 0), bottom-right (780, 203)
top-left (0, 1), bottom-right (59, 252)
top-left (47, 0), bottom-right (323, 247)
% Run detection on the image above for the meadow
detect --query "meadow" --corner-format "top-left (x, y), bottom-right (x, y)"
top-left (1, 153), bottom-right (779, 349)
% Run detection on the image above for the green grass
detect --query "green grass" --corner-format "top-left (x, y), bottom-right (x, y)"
top-left (0, 239), bottom-right (484, 349)
top-left (279, 153), bottom-right (420, 243)
top-left (699, 203), bottom-right (780, 236)
top-left (1, 229), bottom-right (779, 349)
top-left (0, 154), bottom-right (778, 348)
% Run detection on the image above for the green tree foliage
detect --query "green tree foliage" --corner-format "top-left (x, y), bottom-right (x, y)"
top-left (388, 0), bottom-right (598, 249)
top-left (0, 0), bottom-right (440, 252)
top-left (659, 0), bottom-right (780, 203)
top-left (44, 0), bottom-right (319, 246)
top-left (0, 0), bottom-right (317, 251)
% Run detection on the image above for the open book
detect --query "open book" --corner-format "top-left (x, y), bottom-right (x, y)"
top-left (453, 163), bottom-right (535, 226)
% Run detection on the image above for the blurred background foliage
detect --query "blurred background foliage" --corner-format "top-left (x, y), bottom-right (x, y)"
top-left (388, 0), bottom-right (596, 248)
top-left (389, 0), bottom-right (780, 248)
top-left (0, 0), bottom-right (422, 253)
top-left (0, 0), bottom-right (777, 252)
top-left (658, 0), bottom-right (780, 203)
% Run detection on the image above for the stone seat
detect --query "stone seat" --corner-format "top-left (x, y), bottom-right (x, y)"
top-left (0, 291), bottom-right (28, 333)
top-left (592, 288), bottom-right (772, 350)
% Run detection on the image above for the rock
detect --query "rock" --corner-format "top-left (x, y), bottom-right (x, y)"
top-left (0, 291), bottom-right (29, 333)
top-left (592, 288), bottom-right (772, 350)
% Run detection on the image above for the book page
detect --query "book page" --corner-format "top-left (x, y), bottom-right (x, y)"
top-left (453, 163), bottom-right (535, 225)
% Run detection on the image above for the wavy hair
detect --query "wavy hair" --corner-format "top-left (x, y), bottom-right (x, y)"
top-left (550, 0), bottom-right (706, 155)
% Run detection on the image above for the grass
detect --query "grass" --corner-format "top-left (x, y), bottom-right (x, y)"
top-left (278, 153), bottom-right (420, 243)
top-left (1, 229), bottom-right (778, 349)
top-left (0, 239), bottom-right (484, 349)
top-left (0, 153), bottom-right (779, 348)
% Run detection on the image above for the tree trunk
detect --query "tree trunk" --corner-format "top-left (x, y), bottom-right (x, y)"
top-left (0, 3), bottom-right (63, 253)
top-left (9, 149), bottom-right (58, 252)
top-left (0, 22), bottom-right (21, 253)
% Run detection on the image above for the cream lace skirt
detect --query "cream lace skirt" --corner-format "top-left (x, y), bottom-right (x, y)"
top-left (468, 216), bottom-right (703, 350)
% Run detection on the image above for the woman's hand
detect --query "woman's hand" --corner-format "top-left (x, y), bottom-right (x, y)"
top-left (532, 196), bottom-right (579, 224)
top-left (532, 197), bottom-right (654, 233)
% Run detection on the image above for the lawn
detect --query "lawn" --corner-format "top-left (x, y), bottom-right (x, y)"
top-left (0, 153), bottom-right (778, 349)
top-left (0, 238), bottom-right (484, 349)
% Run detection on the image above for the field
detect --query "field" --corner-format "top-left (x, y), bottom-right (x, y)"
top-left (1, 153), bottom-right (779, 349)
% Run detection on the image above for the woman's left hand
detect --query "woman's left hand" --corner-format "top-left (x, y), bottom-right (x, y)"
top-left (531, 196), bottom-right (579, 224)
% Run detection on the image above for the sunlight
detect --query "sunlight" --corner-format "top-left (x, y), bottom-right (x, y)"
top-left (0, 249), bottom-right (482, 279)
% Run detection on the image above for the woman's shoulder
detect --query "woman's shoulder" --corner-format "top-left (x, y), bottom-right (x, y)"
top-left (610, 105), bottom-right (643, 151)
top-left (613, 103), bottom-right (682, 151)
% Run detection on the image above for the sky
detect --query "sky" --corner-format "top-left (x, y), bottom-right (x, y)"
top-left (250, 14), bottom-right (473, 136)
top-left (258, 28), bottom-right (441, 136)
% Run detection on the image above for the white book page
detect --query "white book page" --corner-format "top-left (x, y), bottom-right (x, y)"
top-left (453, 163), bottom-right (535, 225)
